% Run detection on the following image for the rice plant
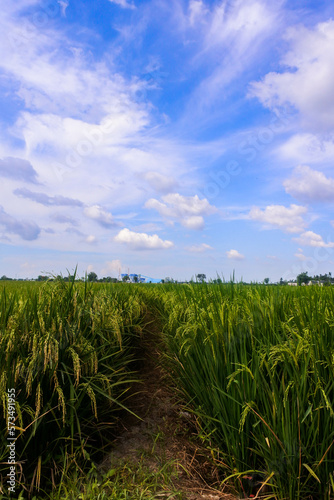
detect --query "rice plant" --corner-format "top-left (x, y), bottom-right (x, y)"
top-left (0, 277), bottom-right (146, 497)
top-left (150, 283), bottom-right (334, 499)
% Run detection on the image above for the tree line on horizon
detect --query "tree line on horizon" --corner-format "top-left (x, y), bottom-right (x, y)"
top-left (1, 271), bottom-right (334, 285)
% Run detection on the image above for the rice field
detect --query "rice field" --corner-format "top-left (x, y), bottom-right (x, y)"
top-left (1, 279), bottom-right (334, 499)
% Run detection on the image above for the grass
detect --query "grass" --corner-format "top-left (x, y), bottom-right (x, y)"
top-left (0, 458), bottom-right (184, 500)
top-left (48, 455), bottom-right (184, 500)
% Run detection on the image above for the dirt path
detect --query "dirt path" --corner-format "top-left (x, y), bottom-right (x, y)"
top-left (100, 314), bottom-right (237, 499)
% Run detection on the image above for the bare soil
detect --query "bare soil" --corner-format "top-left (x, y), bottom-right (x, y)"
top-left (100, 314), bottom-right (238, 499)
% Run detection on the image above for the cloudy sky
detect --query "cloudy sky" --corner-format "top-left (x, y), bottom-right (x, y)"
top-left (1, 0), bottom-right (334, 281)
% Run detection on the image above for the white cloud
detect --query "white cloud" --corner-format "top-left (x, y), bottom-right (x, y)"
top-left (108, 0), bottom-right (135, 9)
top-left (248, 204), bottom-right (307, 233)
top-left (114, 228), bottom-right (174, 250)
top-left (17, 110), bottom-right (149, 157)
top-left (203, 0), bottom-right (276, 53)
top-left (293, 231), bottom-right (334, 248)
top-left (0, 5), bottom-right (147, 125)
top-left (249, 20), bottom-right (334, 131)
top-left (0, 4), bottom-right (195, 210)
top-left (85, 235), bottom-right (96, 244)
top-left (143, 171), bottom-right (177, 193)
top-left (295, 252), bottom-right (307, 261)
top-left (83, 205), bottom-right (115, 228)
top-left (189, 0), bottom-right (208, 27)
top-left (101, 260), bottom-right (122, 276)
top-left (284, 166), bottom-right (334, 202)
top-left (226, 249), bottom-right (245, 260)
top-left (278, 133), bottom-right (334, 164)
top-left (145, 193), bottom-right (217, 230)
top-left (181, 216), bottom-right (205, 230)
top-left (186, 243), bottom-right (213, 253)
top-left (183, 0), bottom-right (281, 119)
top-left (58, 1), bottom-right (69, 16)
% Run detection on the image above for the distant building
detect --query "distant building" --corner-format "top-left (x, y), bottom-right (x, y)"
top-left (121, 273), bottom-right (147, 283)
top-left (308, 280), bottom-right (324, 286)
top-left (287, 282), bottom-right (298, 286)
top-left (120, 273), bottom-right (161, 283)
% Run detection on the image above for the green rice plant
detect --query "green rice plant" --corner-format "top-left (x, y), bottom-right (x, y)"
top-left (0, 278), bottom-right (146, 496)
top-left (150, 283), bottom-right (334, 499)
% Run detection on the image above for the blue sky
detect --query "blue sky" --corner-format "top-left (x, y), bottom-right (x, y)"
top-left (1, 0), bottom-right (334, 282)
